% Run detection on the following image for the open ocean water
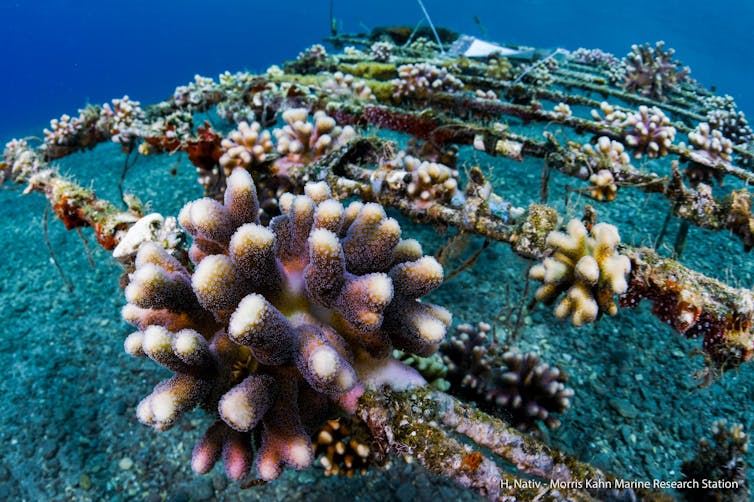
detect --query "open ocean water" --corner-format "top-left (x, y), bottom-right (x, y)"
top-left (2, 1), bottom-right (754, 501)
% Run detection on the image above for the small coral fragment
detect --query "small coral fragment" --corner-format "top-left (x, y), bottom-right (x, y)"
top-left (529, 219), bottom-right (631, 326)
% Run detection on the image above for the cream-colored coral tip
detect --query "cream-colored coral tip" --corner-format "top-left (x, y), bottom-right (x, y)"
top-left (219, 390), bottom-right (256, 431)
top-left (190, 198), bottom-right (224, 231)
top-left (314, 199), bottom-right (344, 230)
top-left (605, 255), bottom-right (631, 293)
top-left (415, 314), bottom-right (446, 343)
top-left (337, 367), bottom-right (355, 391)
top-left (173, 329), bottom-right (202, 357)
top-left (378, 218), bottom-right (401, 240)
top-left (279, 193), bottom-right (294, 214)
top-left (428, 304), bottom-right (452, 325)
top-left (151, 388), bottom-right (180, 423)
top-left (542, 257), bottom-right (569, 283)
top-left (304, 181), bottom-right (332, 203)
top-left (257, 457), bottom-right (280, 481)
top-left (393, 239), bottom-right (423, 262)
top-left (124, 331), bottom-right (144, 357)
top-left (142, 325), bottom-right (172, 356)
top-left (358, 203), bottom-right (386, 224)
top-left (230, 224), bottom-right (274, 255)
top-left (292, 194), bottom-right (316, 216)
top-left (409, 256), bottom-right (443, 283)
top-left (283, 108), bottom-right (309, 124)
top-left (364, 274), bottom-right (393, 305)
top-left (287, 438), bottom-right (314, 468)
top-left (310, 346), bottom-right (339, 379)
top-left (192, 255), bottom-right (234, 299)
top-left (125, 263), bottom-right (163, 304)
top-left (309, 228), bottom-right (341, 258)
top-left (228, 294), bottom-right (266, 339)
top-left (593, 222), bottom-right (620, 249)
top-left (343, 201), bottom-right (364, 226)
top-left (529, 263), bottom-right (546, 281)
top-left (574, 255), bottom-right (599, 285)
top-left (136, 396), bottom-right (155, 424)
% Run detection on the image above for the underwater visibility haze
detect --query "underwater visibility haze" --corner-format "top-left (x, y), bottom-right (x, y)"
top-left (2, 1), bottom-right (754, 500)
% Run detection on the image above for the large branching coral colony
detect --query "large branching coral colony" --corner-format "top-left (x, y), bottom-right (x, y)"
top-left (3, 26), bottom-right (753, 500)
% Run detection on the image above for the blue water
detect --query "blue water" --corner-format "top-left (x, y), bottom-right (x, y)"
top-left (3, 1), bottom-right (753, 143)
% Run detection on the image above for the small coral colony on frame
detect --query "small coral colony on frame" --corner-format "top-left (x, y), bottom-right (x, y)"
top-left (2, 19), bottom-right (753, 501)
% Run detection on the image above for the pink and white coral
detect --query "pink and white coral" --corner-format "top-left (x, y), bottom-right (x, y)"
top-left (122, 168), bottom-right (450, 481)
top-left (620, 41), bottom-right (689, 101)
top-left (371, 152), bottom-right (460, 209)
top-left (391, 63), bottom-right (464, 98)
top-left (622, 105), bottom-right (676, 159)
top-left (322, 72), bottom-right (375, 101)
top-left (272, 108), bottom-right (356, 176)
top-left (219, 121), bottom-right (274, 174)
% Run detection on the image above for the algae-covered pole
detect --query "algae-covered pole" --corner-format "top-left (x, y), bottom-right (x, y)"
top-left (0, 149), bottom-right (141, 250)
top-left (357, 388), bottom-right (674, 501)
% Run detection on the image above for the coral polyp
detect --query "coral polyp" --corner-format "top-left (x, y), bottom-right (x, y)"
top-left (122, 168), bottom-right (450, 481)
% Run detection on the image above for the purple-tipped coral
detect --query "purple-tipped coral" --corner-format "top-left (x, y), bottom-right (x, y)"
top-left (684, 122), bottom-right (733, 186)
top-left (622, 105), bottom-right (676, 159)
top-left (704, 95), bottom-right (754, 146)
top-left (122, 168), bottom-right (450, 481)
top-left (620, 41), bottom-right (689, 101)
top-left (569, 48), bottom-right (620, 68)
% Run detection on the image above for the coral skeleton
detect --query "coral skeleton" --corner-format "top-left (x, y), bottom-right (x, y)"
top-left (529, 219), bottom-right (631, 326)
top-left (122, 168), bottom-right (450, 480)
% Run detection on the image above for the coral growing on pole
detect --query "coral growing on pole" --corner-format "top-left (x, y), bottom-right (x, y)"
top-left (529, 219), bottom-right (631, 326)
top-left (122, 167), bottom-right (451, 480)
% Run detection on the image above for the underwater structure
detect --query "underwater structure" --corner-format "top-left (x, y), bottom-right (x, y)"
top-left (3, 25), bottom-right (754, 501)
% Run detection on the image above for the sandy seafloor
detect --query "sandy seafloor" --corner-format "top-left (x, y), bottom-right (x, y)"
top-left (2, 99), bottom-right (754, 501)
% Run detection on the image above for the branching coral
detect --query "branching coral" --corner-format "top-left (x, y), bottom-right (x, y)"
top-left (620, 41), bottom-right (689, 101)
top-left (569, 48), bottom-right (620, 68)
top-left (218, 121), bottom-right (274, 174)
top-left (313, 417), bottom-right (372, 476)
top-left (680, 420), bottom-right (749, 501)
top-left (391, 63), bottom-right (464, 98)
top-left (322, 72), bottom-right (375, 101)
top-left (173, 75), bottom-right (222, 111)
top-left (622, 105), bottom-right (676, 159)
top-left (272, 108), bottom-right (356, 177)
top-left (370, 41), bottom-right (393, 62)
top-left (529, 219), bottom-right (631, 326)
top-left (440, 322), bottom-right (573, 431)
top-left (486, 351), bottom-right (573, 431)
top-left (704, 95), bottom-right (754, 146)
top-left (683, 122), bottom-right (733, 186)
top-left (371, 152), bottom-right (460, 209)
top-left (122, 168), bottom-right (450, 481)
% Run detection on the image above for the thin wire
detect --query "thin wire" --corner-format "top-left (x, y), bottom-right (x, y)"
top-left (416, 0), bottom-right (445, 54)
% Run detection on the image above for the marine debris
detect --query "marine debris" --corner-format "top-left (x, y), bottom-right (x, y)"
top-left (4, 26), bottom-right (754, 500)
